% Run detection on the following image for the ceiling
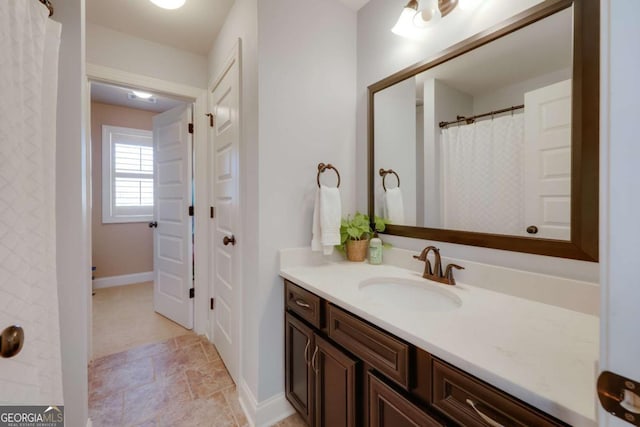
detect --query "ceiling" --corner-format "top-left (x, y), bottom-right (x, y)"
top-left (86, 0), bottom-right (234, 55)
top-left (91, 82), bottom-right (185, 113)
top-left (87, 0), bottom-right (370, 56)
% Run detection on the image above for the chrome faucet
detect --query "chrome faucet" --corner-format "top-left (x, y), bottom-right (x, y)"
top-left (413, 246), bottom-right (464, 286)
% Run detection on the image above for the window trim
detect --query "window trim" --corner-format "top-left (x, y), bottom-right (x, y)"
top-left (102, 125), bottom-right (154, 224)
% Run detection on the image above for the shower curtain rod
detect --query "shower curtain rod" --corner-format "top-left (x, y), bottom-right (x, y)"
top-left (38, 0), bottom-right (53, 17)
top-left (439, 104), bottom-right (524, 129)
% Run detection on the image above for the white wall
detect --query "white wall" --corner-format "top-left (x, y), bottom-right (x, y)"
top-left (473, 67), bottom-right (571, 113)
top-left (357, 0), bottom-right (599, 284)
top-left (87, 23), bottom-right (208, 88)
top-left (256, 0), bottom-right (357, 401)
top-left (374, 78), bottom-right (416, 224)
top-left (207, 0), bottom-right (261, 404)
top-left (55, 1), bottom-right (90, 426)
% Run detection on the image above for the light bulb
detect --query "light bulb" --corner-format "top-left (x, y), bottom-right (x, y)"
top-left (413, 0), bottom-right (441, 28)
top-left (149, 0), bottom-right (186, 10)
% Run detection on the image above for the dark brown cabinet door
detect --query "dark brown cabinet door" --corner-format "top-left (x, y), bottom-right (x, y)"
top-left (285, 312), bottom-right (314, 425)
top-left (314, 334), bottom-right (358, 427)
top-left (369, 373), bottom-right (444, 427)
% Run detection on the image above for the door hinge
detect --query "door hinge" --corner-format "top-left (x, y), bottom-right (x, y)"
top-left (188, 123), bottom-right (194, 134)
top-left (189, 288), bottom-right (195, 299)
top-left (210, 206), bottom-right (215, 219)
top-left (210, 298), bottom-right (215, 310)
top-left (206, 113), bottom-right (215, 128)
top-left (188, 205), bottom-right (194, 217)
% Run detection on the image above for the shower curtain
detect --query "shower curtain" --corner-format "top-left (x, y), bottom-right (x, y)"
top-left (0, 0), bottom-right (63, 404)
top-left (441, 113), bottom-right (524, 236)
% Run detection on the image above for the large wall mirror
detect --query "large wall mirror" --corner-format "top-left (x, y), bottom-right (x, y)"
top-left (368, 0), bottom-right (598, 261)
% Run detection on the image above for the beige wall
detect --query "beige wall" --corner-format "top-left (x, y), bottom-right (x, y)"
top-left (91, 102), bottom-right (154, 278)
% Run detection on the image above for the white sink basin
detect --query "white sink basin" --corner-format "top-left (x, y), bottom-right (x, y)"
top-left (358, 277), bottom-right (462, 312)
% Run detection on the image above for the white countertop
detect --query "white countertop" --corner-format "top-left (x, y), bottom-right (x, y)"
top-left (280, 260), bottom-right (599, 426)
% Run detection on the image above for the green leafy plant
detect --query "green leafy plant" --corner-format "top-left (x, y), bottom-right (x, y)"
top-left (335, 212), bottom-right (389, 254)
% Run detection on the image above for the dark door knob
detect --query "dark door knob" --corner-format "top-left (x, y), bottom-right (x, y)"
top-left (223, 235), bottom-right (236, 246)
top-left (526, 225), bottom-right (539, 234)
top-left (1, 325), bottom-right (24, 358)
top-left (148, 221), bottom-right (158, 228)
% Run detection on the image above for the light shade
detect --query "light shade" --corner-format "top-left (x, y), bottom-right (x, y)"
top-left (149, 0), bottom-right (186, 10)
top-left (391, 0), bottom-right (422, 38)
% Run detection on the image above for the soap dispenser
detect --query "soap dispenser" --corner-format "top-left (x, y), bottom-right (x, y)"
top-left (369, 233), bottom-right (383, 265)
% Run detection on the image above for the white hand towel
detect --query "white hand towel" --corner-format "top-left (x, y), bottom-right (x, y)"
top-left (311, 185), bottom-right (342, 255)
top-left (384, 187), bottom-right (405, 225)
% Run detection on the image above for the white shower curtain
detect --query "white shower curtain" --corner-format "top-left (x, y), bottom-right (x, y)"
top-left (0, 0), bottom-right (63, 404)
top-left (441, 113), bottom-right (524, 236)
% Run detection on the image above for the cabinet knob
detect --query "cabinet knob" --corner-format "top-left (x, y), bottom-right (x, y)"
top-left (148, 221), bottom-right (158, 228)
top-left (526, 225), bottom-right (538, 234)
top-left (223, 235), bottom-right (236, 246)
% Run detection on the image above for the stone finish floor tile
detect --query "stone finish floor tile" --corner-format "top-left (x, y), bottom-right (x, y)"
top-left (89, 333), bottom-right (309, 427)
top-left (92, 281), bottom-right (189, 359)
top-left (272, 412), bottom-right (307, 427)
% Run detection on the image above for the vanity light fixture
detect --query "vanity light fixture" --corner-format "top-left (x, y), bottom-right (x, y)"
top-left (148, 0), bottom-right (186, 10)
top-left (392, 0), bottom-right (480, 38)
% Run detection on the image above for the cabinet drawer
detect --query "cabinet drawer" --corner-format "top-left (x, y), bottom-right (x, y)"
top-left (369, 372), bottom-right (444, 427)
top-left (328, 305), bottom-right (410, 389)
top-left (285, 280), bottom-right (322, 329)
top-left (431, 358), bottom-right (566, 427)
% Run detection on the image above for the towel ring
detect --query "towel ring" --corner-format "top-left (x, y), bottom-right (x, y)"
top-left (379, 168), bottom-right (400, 192)
top-left (317, 163), bottom-right (341, 188)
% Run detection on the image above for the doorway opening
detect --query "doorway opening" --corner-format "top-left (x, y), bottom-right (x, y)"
top-left (89, 81), bottom-right (194, 359)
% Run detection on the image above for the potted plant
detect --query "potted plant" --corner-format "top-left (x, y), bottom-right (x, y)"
top-left (336, 212), bottom-right (388, 262)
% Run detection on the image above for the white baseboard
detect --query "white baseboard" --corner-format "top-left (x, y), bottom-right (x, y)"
top-left (92, 271), bottom-right (153, 289)
top-left (238, 380), bottom-right (295, 427)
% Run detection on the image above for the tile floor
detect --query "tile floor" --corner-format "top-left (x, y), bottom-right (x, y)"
top-left (90, 282), bottom-right (306, 426)
top-left (92, 282), bottom-right (189, 358)
top-left (89, 330), bottom-right (306, 426)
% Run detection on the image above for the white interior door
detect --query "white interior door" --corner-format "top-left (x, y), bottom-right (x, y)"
top-left (209, 46), bottom-right (241, 383)
top-left (152, 104), bottom-right (193, 329)
top-left (524, 79), bottom-right (572, 240)
top-left (599, 1), bottom-right (640, 425)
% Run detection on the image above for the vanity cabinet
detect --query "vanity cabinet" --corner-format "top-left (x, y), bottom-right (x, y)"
top-left (285, 310), bottom-right (358, 427)
top-left (284, 280), bottom-right (568, 427)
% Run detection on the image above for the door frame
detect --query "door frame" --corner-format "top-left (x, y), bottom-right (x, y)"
top-left (85, 64), bottom-right (211, 357)
top-left (207, 40), bottom-right (243, 379)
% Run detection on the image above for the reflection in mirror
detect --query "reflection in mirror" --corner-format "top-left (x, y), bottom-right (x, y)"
top-left (374, 7), bottom-right (572, 240)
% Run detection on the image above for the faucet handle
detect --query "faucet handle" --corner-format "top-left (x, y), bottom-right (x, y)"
top-left (444, 263), bottom-right (465, 286)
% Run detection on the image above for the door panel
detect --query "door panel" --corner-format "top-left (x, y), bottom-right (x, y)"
top-left (285, 312), bottom-right (314, 425)
top-left (369, 373), bottom-right (443, 427)
top-left (152, 104), bottom-right (193, 329)
top-left (314, 334), bottom-right (358, 427)
top-left (210, 48), bottom-right (241, 383)
top-left (524, 79), bottom-right (572, 240)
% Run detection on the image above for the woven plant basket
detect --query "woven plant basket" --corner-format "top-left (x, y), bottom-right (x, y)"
top-left (346, 239), bottom-right (369, 262)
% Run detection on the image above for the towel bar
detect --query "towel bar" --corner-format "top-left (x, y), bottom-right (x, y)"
top-left (379, 168), bottom-right (400, 192)
top-left (317, 163), bottom-right (341, 188)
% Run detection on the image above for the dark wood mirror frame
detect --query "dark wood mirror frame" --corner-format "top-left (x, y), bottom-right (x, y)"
top-left (367, 0), bottom-right (599, 262)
